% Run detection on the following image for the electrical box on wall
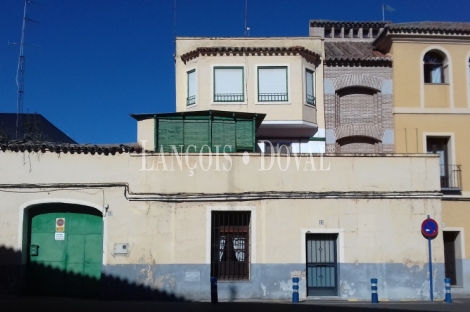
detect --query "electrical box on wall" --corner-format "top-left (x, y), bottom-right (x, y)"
top-left (30, 245), bottom-right (39, 256)
top-left (114, 243), bottom-right (129, 254)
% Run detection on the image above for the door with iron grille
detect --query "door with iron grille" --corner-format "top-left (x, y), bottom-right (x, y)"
top-left (306, 233), bottom-right (338, 296)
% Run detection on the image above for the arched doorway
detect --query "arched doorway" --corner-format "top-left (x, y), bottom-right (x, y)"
top-left (25, 203), bottom-right (103, 297)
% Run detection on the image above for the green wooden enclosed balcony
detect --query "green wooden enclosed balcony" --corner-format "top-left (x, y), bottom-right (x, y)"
top-left (131, 110), bottom-right (265, 153)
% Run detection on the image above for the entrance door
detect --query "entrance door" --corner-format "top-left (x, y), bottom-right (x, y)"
top-left (444, 231), bottom-right (458, 285)
top-left (27, 204), bottom-right (103, 297)
top-left (306, 234), bottom-right (338, 296)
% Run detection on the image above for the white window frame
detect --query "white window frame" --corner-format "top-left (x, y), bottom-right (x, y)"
top-left (255, 65), bottom-right (290, 105)
top-left (305, 67), bottom-right (316, 107)
top-left (419, 46), bottom-right (454, 108)
top-left (212, 66), bottom-right (246, 104)
top-left (186, 68), bottom-right (197, 107)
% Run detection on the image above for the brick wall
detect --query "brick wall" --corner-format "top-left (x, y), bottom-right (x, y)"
top-left (324, 64), bottom-right (394, 153)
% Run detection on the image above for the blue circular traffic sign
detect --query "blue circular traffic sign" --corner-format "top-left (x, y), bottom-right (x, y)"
top-left (421, 218), bottom-right (438, 238)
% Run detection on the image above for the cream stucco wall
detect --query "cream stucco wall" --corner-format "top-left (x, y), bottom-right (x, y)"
top-left (0, 150), bottom-right (443, 266)
top-left (0, 151), bottom-right (440, 194)
top-left (0, 149), bottom-right (444, 299)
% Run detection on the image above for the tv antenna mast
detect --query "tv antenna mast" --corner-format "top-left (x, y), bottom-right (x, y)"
top-left (244, 0), bottom-right (250, 37)
top-left (16, 0), bottom-right (38, 139)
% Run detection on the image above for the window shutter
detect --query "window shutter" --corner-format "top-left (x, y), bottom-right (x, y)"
top-left (258, 67), bottom-right (287, 94)
top-left (184, 119), bottom-right (210, 152)
top-left (236, 119), bottom-right (254, 151)
top-left (214, 68), bottom-right (243, 95)
top-left (158, 119), bottom-right (184, 153)
top-left (188, 70), bottom-right (196, 97)
top-left (212, 120), bottom-right (236, 152)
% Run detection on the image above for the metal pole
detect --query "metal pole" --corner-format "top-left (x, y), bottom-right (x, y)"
top-left (371, 278), bottom-right (378, 303)
top-left (292, 276), bottom-right (299, 303)
top-left (444, 278), bottom-right (452, 303)
top-left (428, 215), bottom-right (433, 301)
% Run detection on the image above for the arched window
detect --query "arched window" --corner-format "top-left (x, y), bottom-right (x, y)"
top-left (423, 51), bottom-right (446, 83)
top-left (468, 57), bottom-right (470, 83)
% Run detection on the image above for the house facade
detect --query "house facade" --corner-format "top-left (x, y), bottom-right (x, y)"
top-left (174, 37), bottom-right (326, 154)
top-left (2, 19), bottom-right (467, 302)
top-left (0, 135), bottom-right (443, 300)
top-left (374, 21), bottom-right (470, 295)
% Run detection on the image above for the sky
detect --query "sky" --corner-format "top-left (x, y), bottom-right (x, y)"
top-left (1, 0), bottom-right (469, 144)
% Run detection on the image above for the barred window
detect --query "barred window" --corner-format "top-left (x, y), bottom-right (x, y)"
top-left (211, 211), bottom-right (250, 280)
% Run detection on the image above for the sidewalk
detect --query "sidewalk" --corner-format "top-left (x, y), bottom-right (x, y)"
top-left (1, 296), bottom-right (469, 312)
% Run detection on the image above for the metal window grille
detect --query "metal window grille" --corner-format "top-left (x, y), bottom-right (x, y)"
top-left (214, 93), bottom-right (244, 102)
top-left (306, 94), bottom-right (316, 106)
top-left (186, 95), bottom-right (196, 106)
top-left (258, 93), bottom-right (288, 102)
top-left (211, 211), bottom-right (250, 280)
top-left (440, 165), bottom-right (462, 190)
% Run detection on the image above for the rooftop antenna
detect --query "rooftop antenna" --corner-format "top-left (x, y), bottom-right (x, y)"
top-left (382, 4), bottom-right (395, 21)
top-left (16, 0), bottom-right (39, 140)
top-left (173, 0), bottom-right (177, 59)
top-left (244, 0), bottom-right (250, 37)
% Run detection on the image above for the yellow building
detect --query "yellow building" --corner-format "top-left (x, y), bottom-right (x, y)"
top-left (375, 22), bottom-right (470, 294)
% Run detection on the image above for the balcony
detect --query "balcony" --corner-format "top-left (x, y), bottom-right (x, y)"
top-left (258, 93), bottom-right (288, 102)
top-left (440, 165), bottom-right (461, 194)
top-left (214, 93), bottom-right (244, 102)
top-left (186, 95), bottom-right (196, 106)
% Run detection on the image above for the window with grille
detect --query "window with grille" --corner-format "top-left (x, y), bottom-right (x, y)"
top-left (306, 69), bottom-right (315, 106)
top-left (187, 70), bottom-right (196, 106)
top-left (211, 211), bottom-right (250, 280)
top-left (258, 66), bottom-right (288, 102)
top-left (214, 67), bottom-right (244, 102)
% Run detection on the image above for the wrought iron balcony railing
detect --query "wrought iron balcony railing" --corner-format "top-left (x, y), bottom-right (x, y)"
top-left (214, 93), bottom-right (244, 102)
top-left (186, 95), bottom-right (196, 106)
top-left (440, 165), bottom-right (461, 191)
top-left (258, 93), bottom-right (288, 102)
top-left (306, 94), bottom-right (316, 106)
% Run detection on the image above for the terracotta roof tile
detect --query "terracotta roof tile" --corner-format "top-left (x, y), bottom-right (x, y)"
top-left (180, 46), bottom-right (320, 63)
top-left (325, 41), bottom-right (391, 61)
top-left (389, 21), bottom-right (470, 32)
top-left (310, 20), bottom-right (389, 28)
top-left (0, 140), bottom-right (141, 155)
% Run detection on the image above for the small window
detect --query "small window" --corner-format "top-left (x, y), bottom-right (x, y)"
top-left (362, 28), bottom-right (370, 38)
top-left (372, 28), bottom-right (379, 38)
top-left (258, 66), bottom-right (288, 102)
top-left (352, 28), bottom-right (360, 38)
top-left (467, 57), bottom-right (470, 83)
top-left (211, 211), bottom-right (250, 280)
top-left (306, 69), bottom-right (315, 106)
top-left (324, 28), bottom-right (332, 38)
top-left (214, 67), bottom-right (244, 102)
top-left (334, 27), bottom-right (342, 38)
top-left (423, 52), bottom-right (445, 83)
top-left (187, 70), bottom-right (196, 106)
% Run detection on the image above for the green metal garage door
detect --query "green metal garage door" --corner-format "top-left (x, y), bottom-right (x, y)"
top-left (27, 206), bottom-right (103, 297)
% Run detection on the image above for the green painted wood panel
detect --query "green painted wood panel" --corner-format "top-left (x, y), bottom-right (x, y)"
top-left (184, 120), bottom-right (210, 152)
top-left (236, 119), bottom-right (254, 151)
top-left (28, 208), bottom-right (103, 297)
top-left (158, 119), bottom-right (184, 152)
top-left (212, 120), bottom-right (236, 152)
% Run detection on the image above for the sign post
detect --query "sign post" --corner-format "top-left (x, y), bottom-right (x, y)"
top-left (421, 215), bottom-right (439, 301)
